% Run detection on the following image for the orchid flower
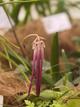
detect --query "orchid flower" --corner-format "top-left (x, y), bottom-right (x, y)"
top-left (23, 34), bottom-right (45, 96)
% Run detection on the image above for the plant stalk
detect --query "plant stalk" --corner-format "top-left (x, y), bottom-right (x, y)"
top-left (3, 7), bottom-right (26, 57)
top-left (51, 33), bottom-right (61, 82)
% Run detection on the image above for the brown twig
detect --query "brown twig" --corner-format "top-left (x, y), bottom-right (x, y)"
top-left (3, 7), bottom-right (26, 57)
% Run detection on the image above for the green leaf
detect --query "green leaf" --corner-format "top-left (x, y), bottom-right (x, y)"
top-left (67, 99), bottom-right (80, 107)
top-left (25, 100), bottom-right (35, 107)
top-left (51, 33), bottom-right (61, 83)
top-left (61, 49), bottom-right (72, 83)
top-left (40, 90), bottom-right (62, 99)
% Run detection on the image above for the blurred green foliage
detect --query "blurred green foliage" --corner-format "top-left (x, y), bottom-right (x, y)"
top-left (0, 0), bottom-right (80, 24)
top-left (0, 0), bottom-right (51, 24)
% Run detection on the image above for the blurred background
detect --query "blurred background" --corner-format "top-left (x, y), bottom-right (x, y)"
top-left (1, 0), bottom-right (80, 24)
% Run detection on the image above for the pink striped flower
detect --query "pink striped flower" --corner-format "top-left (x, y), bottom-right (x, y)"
top-left (27, 34), bottom-right (45, 96)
